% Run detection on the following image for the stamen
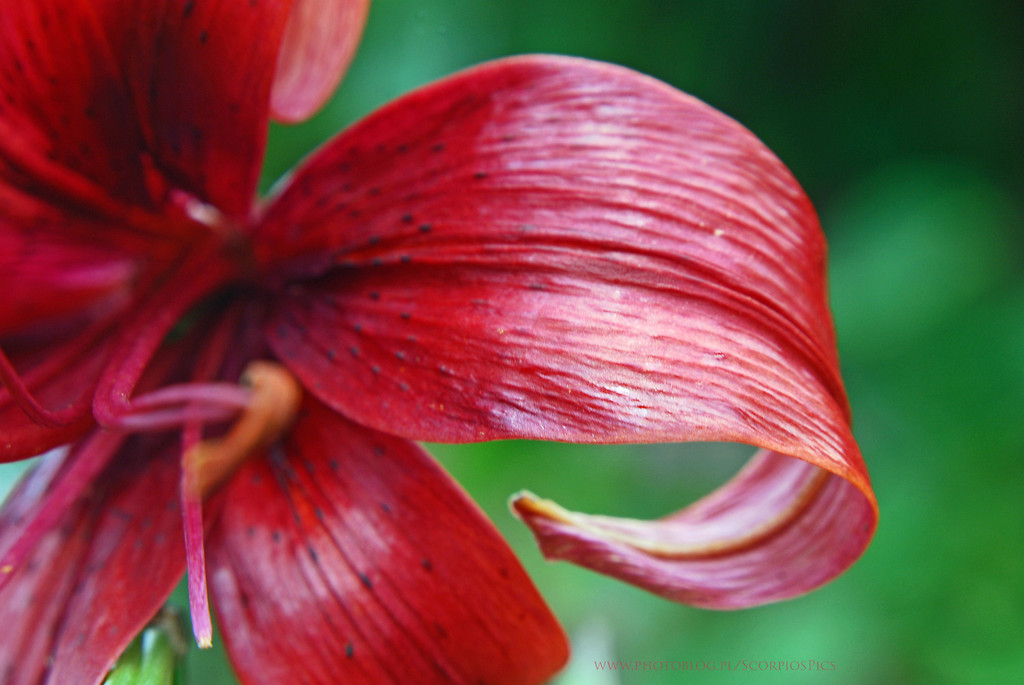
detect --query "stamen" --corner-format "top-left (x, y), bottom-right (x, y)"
top-left (114, 382), bottom-right (253, 432)
top-left (182, 361), bottom-right (302, 500)
top-left (92, 247), bottom-right (232, 428)
top-left (177, 361), bottom-right (302, 648)
top-left (180, 421), bottom-right (213, 648)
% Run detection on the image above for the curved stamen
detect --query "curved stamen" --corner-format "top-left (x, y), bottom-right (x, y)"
top-left (113, 383), bottom-right (252, 432)
top-left (92, 246), bottom-right (233, 428)
top-left (182, 361), bottom-right (303, 500)
top-left (178, 361), bottom-right (302, 648)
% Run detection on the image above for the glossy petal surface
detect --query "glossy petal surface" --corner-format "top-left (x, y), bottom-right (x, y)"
top-left (259, 55), bottom-right (875, 607)
top-left (0, 200), bottom-right (137, 335)
top-left (514, 450), bottom-right (876, 608)
top-left (0, 0), bottom-right (293, 218)
top-left (207, 399), bottom-right (568, 685)
top-left (0, 435), bottom-right (185, 685)
top-left (261, 57), bottom-right (851, 452)
top-left (271, 0), bottom-right (370, 122)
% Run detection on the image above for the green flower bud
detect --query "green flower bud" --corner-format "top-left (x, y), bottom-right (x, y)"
top-left (104, 607), bottom-right (188, 685)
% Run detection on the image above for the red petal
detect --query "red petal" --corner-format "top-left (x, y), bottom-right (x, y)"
top-left (271, 0), bottom-right (370, 123)
top-left (118, 0), bottom-right (293, 217)
top-left (0, 434), bottom-right (185, 685)
top-left (0, 212), bottom-right (137, 336)
top-left (1, 325), bottom-right (115, 463)
top-left (259, 56), bottom-right (856, 452)
top-left (256, 55), bottom-right (876, 608)
top-left (0, 2), bottom-right (152, 210)
top-left (1, 0), bottom-right (293, 218)
top-left (207, 399), bottom-right (568, 685)
top-left (513, 450), bottom-right (877, 608)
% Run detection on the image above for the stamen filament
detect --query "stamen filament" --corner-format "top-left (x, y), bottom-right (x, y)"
top-left (113, 383), bottom-right (253, 432)
top-left (182, 361), bottom-right (302, 500)
top-left (180, 421), bottom-right (213, 649)
top-left (176, 361), bottom-right (302, 648)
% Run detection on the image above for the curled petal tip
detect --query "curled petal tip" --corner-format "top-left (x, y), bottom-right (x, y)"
top-left (514, 453), bottom-right (876, 610)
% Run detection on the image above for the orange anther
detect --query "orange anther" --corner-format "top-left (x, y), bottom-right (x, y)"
top-left (183, 361), bottom-right (302, 498)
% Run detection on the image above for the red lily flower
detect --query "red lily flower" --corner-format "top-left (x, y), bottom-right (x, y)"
top-left (0, 1), bottom-right (878, 684)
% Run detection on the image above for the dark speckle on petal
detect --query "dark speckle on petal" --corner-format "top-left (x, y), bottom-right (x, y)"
top-left (199, 29), bottom-right (208, 44)
top-left (345, 642), bottom-right (354, 659)
top-left (359, 573), bottom-right (373, 589)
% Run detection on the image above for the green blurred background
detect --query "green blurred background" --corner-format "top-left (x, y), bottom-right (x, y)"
top-left (3, 1), bottom-right (1022, 683)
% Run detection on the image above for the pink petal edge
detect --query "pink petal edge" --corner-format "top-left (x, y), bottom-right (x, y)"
top-left (513, 449), bottom-right (877, 609)
top-left (271, 0), bottom-right (371, 123)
